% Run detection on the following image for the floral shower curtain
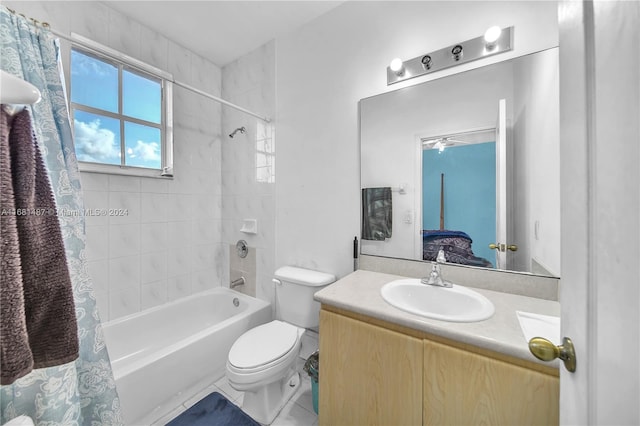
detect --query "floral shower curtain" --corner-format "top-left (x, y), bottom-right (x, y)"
top-left (0, 8), bottom-right (123, 425)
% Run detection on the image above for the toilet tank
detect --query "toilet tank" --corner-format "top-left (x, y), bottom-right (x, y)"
top-left (274, 266), bottom-right (336, 328)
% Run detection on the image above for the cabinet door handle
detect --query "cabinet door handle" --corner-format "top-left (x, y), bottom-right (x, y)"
top-left (528, 336), bottom-right (576, 373)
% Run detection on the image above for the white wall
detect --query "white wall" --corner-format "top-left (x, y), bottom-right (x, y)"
top-left (513, 48), bottom-right (560, 275)
top-left (275, 1), bottom-right (559, 279)
top-left (221, 41), bottom-right (277, 308)
top-left (4, 1), bottom-right (224, 321)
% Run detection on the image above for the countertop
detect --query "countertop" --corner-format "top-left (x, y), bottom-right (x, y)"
top-left (314, 269), bottom-right (561, 368)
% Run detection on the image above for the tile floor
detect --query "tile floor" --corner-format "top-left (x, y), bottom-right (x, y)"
top-left (152, 358), bottom-right (318, 426)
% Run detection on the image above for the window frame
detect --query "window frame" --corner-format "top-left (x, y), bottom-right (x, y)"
top-left (69, 34), bottom-right (174, 179)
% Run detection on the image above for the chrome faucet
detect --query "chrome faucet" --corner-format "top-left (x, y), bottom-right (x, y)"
top-left (421, 249), bottom-right (453, 288)
top-left (230, 276), bottom-right (245, 289)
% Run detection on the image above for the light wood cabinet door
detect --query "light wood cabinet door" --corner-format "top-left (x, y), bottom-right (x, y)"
top-left (423, 340), bottom-right (559, 426)
top-left (319, 310), bottom-right (423, 426)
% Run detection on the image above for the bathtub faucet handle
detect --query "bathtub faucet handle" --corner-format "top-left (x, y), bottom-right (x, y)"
top-left (231, 277), bottom-right (245, 289)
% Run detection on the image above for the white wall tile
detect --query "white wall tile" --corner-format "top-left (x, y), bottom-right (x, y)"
top-left (108, 255), bottom-right (140, 292)
top-left (88, 259), bottom-right (109, 293)
top-left (141, 251), bottom-right (168, 284)
top-left (109, 175), bottom-right (140, 192)
top-left (140, 222), bottom-right (168, 254)
top-left (109, 223), bottom-right (140, 258)
top-left (109, 288), bottom-right (140, 319)
top-left (85, 225), bottom-right (109, 261)
top-left (191, 268), bottom-right (218, 294)
top-left (141, 192), bottom-right (168, 223)
top-left (193, 197), bottom-right (217, 220)
top-left (83, 190), bottom-right (109, 226)
top-left (68, 2), bottom-right (109, 47)
top-left (167, 274), bottom-right (192, 300)
top-left (141, 279), bottom-right (167, 310)
top-left (167, 40), bottom-right (192, 85)
top-left (108, 192), bottom-right (141, 225)
top-left (108, 9), bottom-right (140, 59)
top-left (192, 244), bottom-right (216, 271)
top-left (167, 247), bottom-right (193, 277)
top-left (139, 25), bottom-right (168, 71)
top-left (166, 193), bottom-right (195, 222)
top-left (141, 177), bottom-right (168, 194)
top-left (192, 219), bottom-right (218, 245)
top-left (80, 173), bottom-right (109, 191)
top-left (167, 221), bottom-right (193, 248)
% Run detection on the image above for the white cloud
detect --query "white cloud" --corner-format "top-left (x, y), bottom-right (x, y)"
top-left (74, 119), bottom-right (120, 163)
top-left (127, 140), bottom-right (160, 163)
top-left (71, 51), bottom-right (116, 78)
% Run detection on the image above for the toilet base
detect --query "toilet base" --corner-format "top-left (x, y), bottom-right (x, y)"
top-left (240, 370), bottom-right (301, 425)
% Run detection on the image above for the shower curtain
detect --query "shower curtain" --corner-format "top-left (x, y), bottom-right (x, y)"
top-left (0, 8), bottom-right (123, 425)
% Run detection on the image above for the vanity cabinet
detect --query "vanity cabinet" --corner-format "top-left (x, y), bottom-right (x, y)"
top-left (423, 340), bottom-right (559, 425)
top-left (318, 309), bottom-right (423, 425)
top-left (319, 307), bottom-right (559, 426)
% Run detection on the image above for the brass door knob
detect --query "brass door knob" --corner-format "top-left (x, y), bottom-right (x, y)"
top-left (489, 243), bottom-right (518, 252)
top-left (528, 336), bottom-right (577, 373)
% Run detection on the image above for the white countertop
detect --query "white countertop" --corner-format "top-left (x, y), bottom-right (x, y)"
top-left (314, 269), bottom-right (561, 368)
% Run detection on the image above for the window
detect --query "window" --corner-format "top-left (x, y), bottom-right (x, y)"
top-left (70, 37), bottom-right (173, 177)
top-left (256, 121), bottom-right (275, 183)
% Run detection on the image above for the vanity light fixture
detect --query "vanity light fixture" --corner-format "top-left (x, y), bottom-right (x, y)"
top-left (387, 26), bottom-right (513, 85)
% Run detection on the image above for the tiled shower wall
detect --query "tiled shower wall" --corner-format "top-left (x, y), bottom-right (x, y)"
top-left (221, 42), bottom-right (276, 308)
top-left (5, 1), bottom-right (224, 321)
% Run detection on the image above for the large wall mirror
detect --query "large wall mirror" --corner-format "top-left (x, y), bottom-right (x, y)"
top-left (360, 47), bottom-right (560, 277)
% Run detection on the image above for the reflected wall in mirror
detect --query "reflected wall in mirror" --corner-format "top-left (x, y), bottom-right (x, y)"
top-left (360, 47), bottom-right (560, 277)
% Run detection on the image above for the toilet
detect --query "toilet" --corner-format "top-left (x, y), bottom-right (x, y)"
top-left (226, 266), bottom-right (335, 424)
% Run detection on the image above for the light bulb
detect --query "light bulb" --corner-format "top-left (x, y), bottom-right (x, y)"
top-left (484, 26), bottom-right (502, 49)
top-left (389, 58), bottom-right (404, 75)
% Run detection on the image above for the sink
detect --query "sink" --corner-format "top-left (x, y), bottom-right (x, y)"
top-left (380, 279), bottom-right (495, 322)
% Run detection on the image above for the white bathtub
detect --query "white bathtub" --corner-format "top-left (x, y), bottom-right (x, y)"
top-left (102, 288), bottom-right (271, 425)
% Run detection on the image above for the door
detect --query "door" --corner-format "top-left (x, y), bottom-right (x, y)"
top-left (494, 99), bottom-right (507, 269)
top-left (558, 1), bottom-right (639, 424)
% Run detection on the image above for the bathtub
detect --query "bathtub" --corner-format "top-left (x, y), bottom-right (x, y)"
top-left (102, 288), bottom-right (271, 425)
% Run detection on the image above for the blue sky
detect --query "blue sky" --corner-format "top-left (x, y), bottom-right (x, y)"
top-left (71, 49), bottom-right (161, 169)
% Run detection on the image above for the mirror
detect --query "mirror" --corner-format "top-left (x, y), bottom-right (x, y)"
top-left (360, 47), bottom-right (560, 277)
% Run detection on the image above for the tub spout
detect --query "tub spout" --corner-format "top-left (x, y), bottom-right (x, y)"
top-left (231, 277), bottom-right (245, 289)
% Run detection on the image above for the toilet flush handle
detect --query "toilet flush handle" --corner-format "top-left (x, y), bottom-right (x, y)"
top-left (272, 278), bottom-right (282, 286)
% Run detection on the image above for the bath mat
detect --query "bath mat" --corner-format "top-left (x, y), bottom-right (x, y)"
top-left (166, 392), bottom-right (260, 426)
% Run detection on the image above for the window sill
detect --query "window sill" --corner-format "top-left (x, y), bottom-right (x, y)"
top-left (78, 162), bottom-right (173, 179)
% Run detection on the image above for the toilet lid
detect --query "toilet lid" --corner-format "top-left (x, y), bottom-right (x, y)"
top-left (228, 321), bottom-right (299, 369)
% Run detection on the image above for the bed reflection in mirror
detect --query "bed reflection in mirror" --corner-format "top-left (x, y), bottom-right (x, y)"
top-left (422, 129), bottom-right (495, 269)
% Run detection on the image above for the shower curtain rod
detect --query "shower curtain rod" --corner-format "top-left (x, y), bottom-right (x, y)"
top-left (171, 79), bottom-right (271, 123)
top-left (9, 11), bottom-right (273, 123)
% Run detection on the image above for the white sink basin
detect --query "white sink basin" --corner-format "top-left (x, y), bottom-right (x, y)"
top-left (380, 279), bottom-right (495, 322)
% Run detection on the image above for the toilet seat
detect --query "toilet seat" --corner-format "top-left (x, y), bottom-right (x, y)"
top-left (228, 320), bottom-right (300, 372)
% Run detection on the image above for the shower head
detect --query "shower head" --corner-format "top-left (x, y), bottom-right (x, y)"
top-left (229, 126), bottom-right (246, 138)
